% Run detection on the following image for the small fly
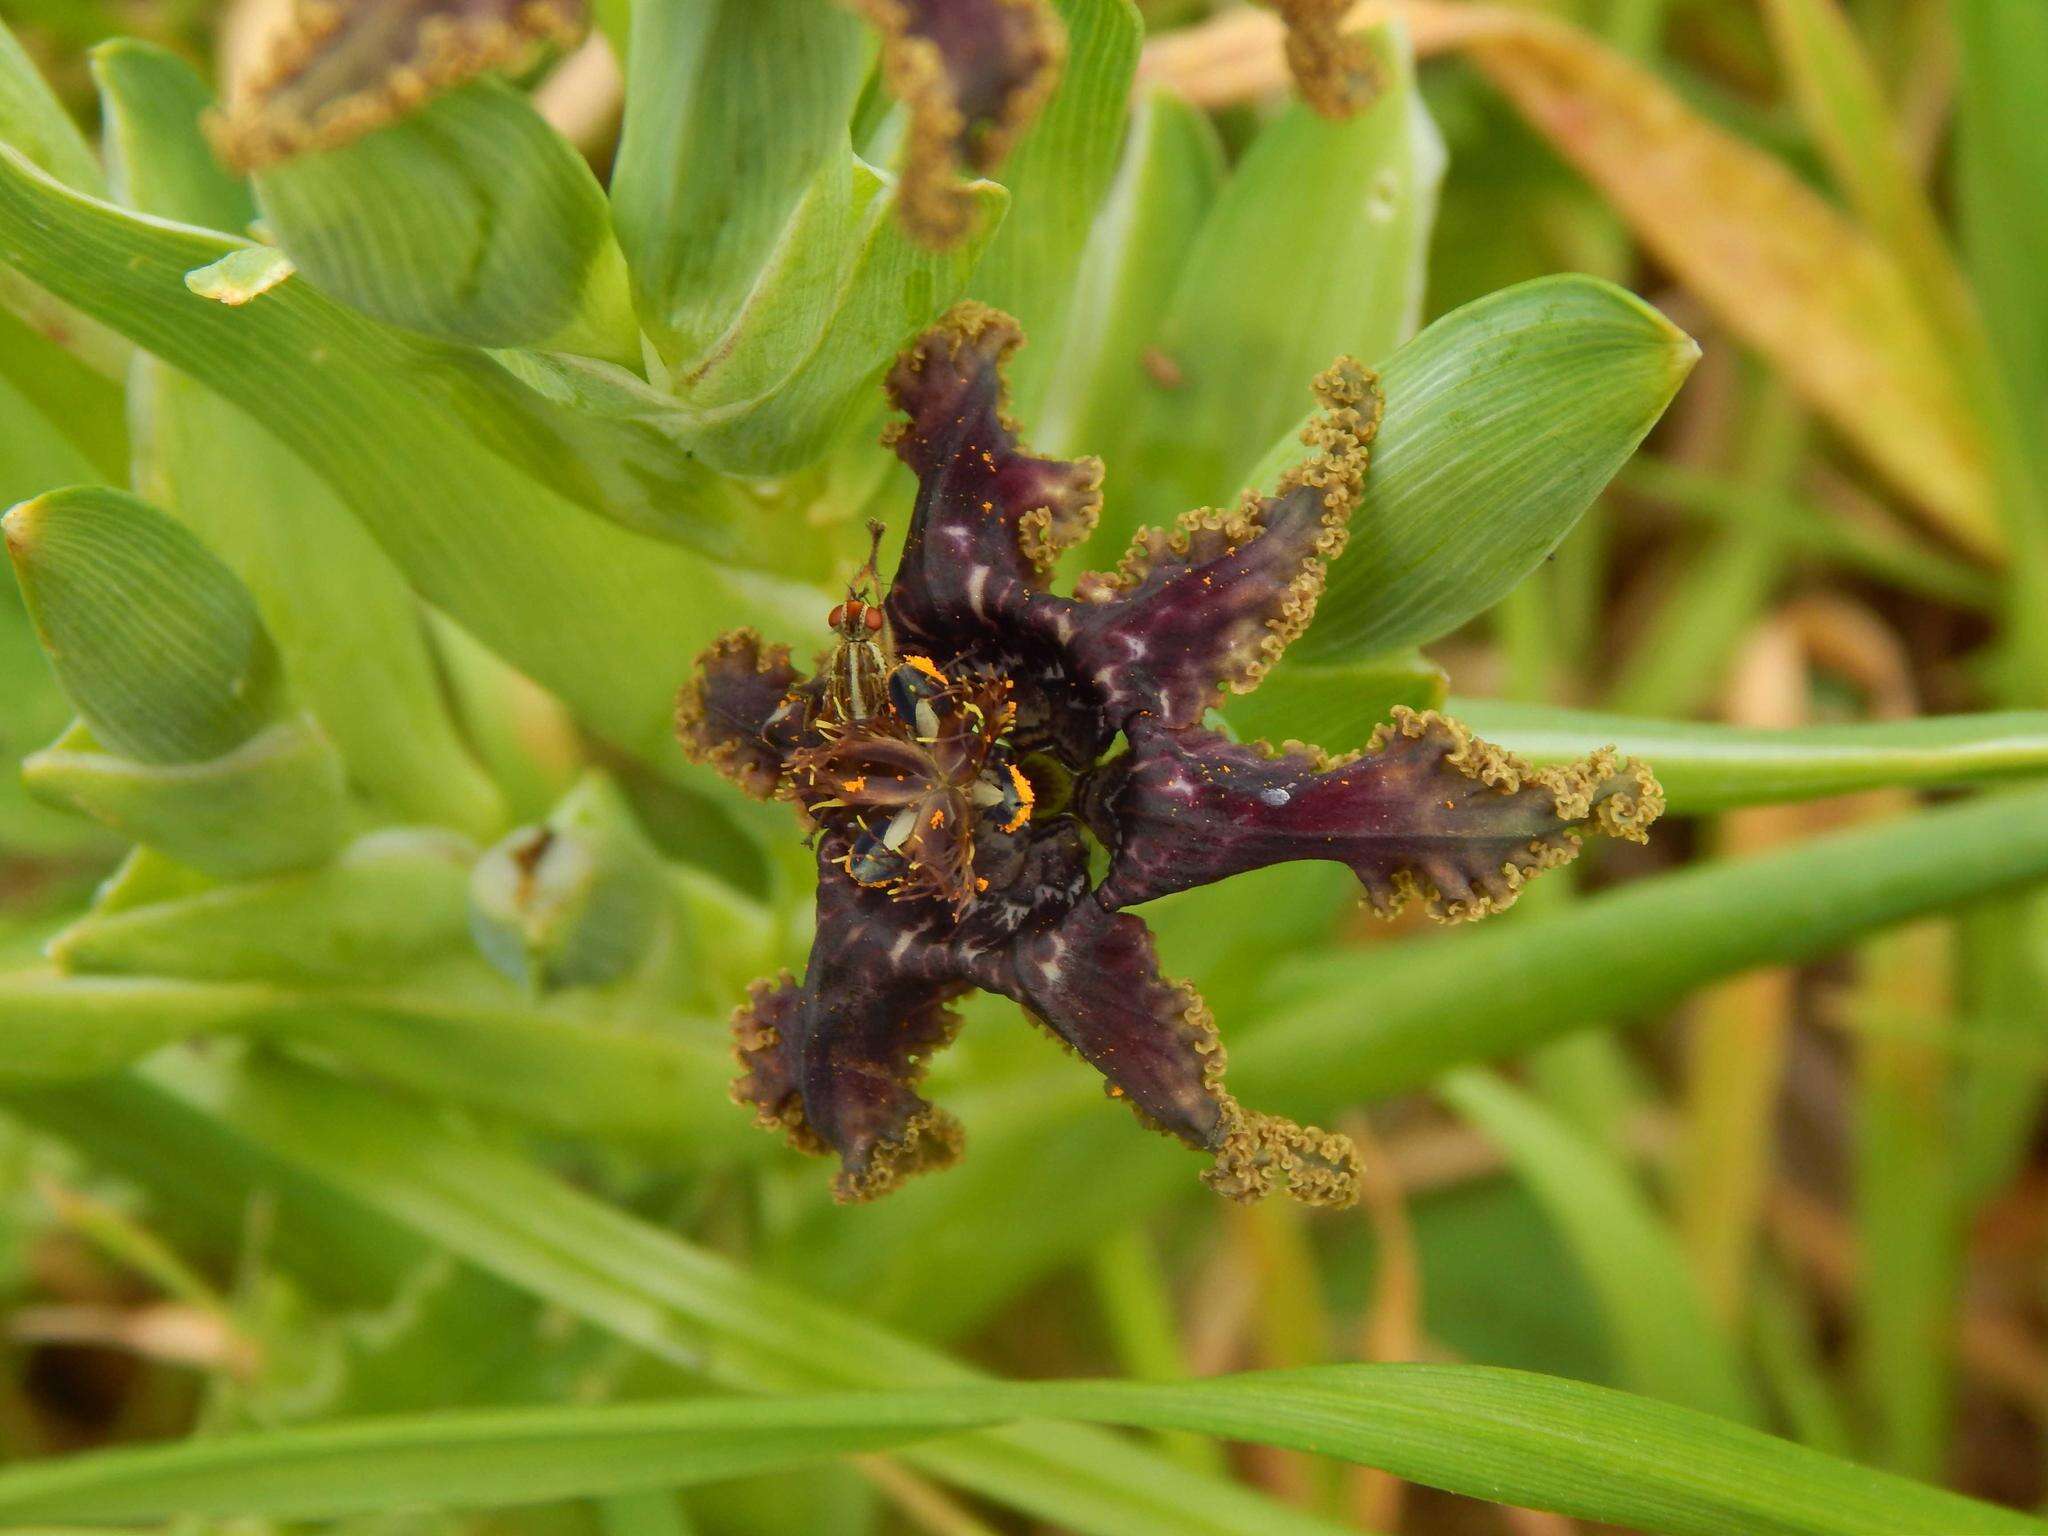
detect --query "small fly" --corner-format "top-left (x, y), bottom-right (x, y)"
top-left (822, 520), bottom-right (892, 725)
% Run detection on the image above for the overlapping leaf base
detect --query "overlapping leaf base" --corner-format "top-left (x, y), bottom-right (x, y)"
top-left (679, 303), bottom-right (1663, 1206)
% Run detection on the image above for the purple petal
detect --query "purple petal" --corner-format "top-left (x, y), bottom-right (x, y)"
top-left (983, 896), bottom-right (1359, 1205)
top-left (1059, 359), bottom-right (1379, 730)
top-left (850, 0), bottom-right (1065, 246)
top-left (675, 630), bottom-right (812, 799)
top-left (209, 0), bottom-right (585, 170)
top-left (1091, 709), bottom-right (1665, 918)
top-left (731, 847), bottom-right (969, 1202)
top-left (882, 305), bottom-right (1102, 662)
top-left (1266, 0), bottom-right (1384, 119)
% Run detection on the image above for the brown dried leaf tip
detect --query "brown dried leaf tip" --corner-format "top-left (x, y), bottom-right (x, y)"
top-left (1264, 0), bottom-right (1383, 118)
top-left (679, 303), bottom-right (1663, 1208)
top-left (847, 0), bottom-right (1066, 247)
top-left (208, 0), bottom-right (586, 172)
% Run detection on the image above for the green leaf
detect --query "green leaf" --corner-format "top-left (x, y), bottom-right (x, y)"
top-left (23, 717), bottom-right (352, 878)
top-left (3, 487), bottom-right (283, 764)
top-left (0, 146), bottom-right (820, 771)
top-left (610, 0), bottom-right (869, 365)
top-left (0, 971), bottom-right (267, 1081)
top-left (1276, 274), bottom-right (1698, 663)
top-left (254, 80), bottom-right (639, 362)
top-left (0, 1364), bottom-right (2034, 1536)
top-left (0, 17), bottom-right (102, 195)
top-left (0, 17), bottom-right (127, 378)
top-left (968, 0), bottom-right (1143, 418)
top-left (666, 163), bottom-right (1007, 475)
top-left (0, 304), bottom-right (126, 486)
top-left (1956, 0), bottom-right (2048, 419)
top-left (1034, 87), bottom-right (1224, 458)
top-left (0, 972), bottom-right (739, 1152)
top-left (1439, 1069), bottom-right (1762, 1425)
top-left (47, 828), bottom-right (474, 984)
top-left (1448, 701), bottom-right (2048, 813)
top-left (1100, 23), bottom-right (1442, 542)
top-left (94, 39), bottom-right (254, 235)
top-left (99, 42), bottom-right (507, 837)
top-left (1220, 652), bottom-right (1447, 749)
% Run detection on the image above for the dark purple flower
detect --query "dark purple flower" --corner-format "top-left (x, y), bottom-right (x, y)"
top-left (679, 304), bottom-right (1663, 1205)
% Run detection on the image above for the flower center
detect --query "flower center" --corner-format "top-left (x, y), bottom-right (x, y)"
top-left (787, 655), bottom-right (1030, 912)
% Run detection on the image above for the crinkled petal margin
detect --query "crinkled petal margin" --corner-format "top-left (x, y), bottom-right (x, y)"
top-left (995, 897), bottom-right (1360, 1206)
top-left (848, 0), bottom-right (1065, 246)
top-left (209, 0), bottom-right (585, 172)
top-left (1093, 709), bottom-right (1664, 919)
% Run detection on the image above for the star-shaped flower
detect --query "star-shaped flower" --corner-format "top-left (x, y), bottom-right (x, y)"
top-left (678, 304), bottom-right (1663, 1206)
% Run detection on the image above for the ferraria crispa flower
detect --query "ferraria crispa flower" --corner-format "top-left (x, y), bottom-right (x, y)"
top-left (679, 304), bottom-right (1663, 1205)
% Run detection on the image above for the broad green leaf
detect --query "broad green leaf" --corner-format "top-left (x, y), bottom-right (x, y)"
top-left (969, 0), bottom-right (1143, 418)
top-left (0, 971), bottom-right (738, 1152)
top-left (47, 828), bottom-right (475, 984)
top-left (1271, 274), bottom-right (1697, 663)
top-left (0, 1364), bottom-right (2035, 1536)
top-left (254, 80), bottom-right (639, 363)
top-left (1439, 1070), bottom-right (1762, 1425)
top-left (94, 39), bottom-right (253, 234)
top-left (0, 304), bottom-right (126, 484)
top-left (1103, 24), bottom-right (1442, 542)
top-left (1221, 652), bottom-right (1447, 748)
top-left (610, 0), bottom-right (869, 364)
top-left (0, 17), bottom-right (101, 194)
top-left (1449, 701), bottom-right (2048, 813)
top-left (99, 43), bottom-right (507, 836)
top-left (1401, 0), bottom-right (1997, 555)
top-left (1034, 87), bottom-right (1224, 459)
top-left (3, 486), bottom-right (282, 763)
top-left (0, 578), bottom-right (102, 860)
top-left (24, 717), bottom-right (352, 878)
top-left (0, 333), bottom-right (102, 504)
top-left (667, 164), bottom-right (1006, 475)
top-left (0, 16), bottom-right (127, 378)
top-left (0, 971), bottom-right (268, 1080)
top-left (0, 147), bottom-right (821, 772)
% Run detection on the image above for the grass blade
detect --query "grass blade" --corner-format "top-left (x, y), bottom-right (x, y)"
top-left (0, 1364), bottom-right (2034, 1536)
top-left (1447, 702), bottom-right (2048, 812)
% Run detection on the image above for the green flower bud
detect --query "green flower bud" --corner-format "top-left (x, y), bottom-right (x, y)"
top-left (468, 772), bottom-right (665, 993)
top-left (5, 486), bottom-right (284, 764)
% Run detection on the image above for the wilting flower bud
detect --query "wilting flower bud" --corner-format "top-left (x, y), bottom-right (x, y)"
top-left (468, 771), bottom-right (665, 993)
